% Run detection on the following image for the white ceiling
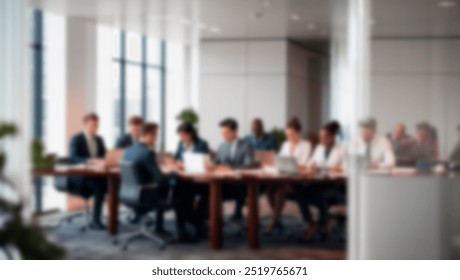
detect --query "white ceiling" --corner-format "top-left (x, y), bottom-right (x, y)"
top-left (29, 0), bottom-right (460, 43)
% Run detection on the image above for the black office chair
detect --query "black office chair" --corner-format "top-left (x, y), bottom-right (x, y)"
top-left (113, 161), bottom-right (167, 250)
top-left (54, 157), bottom-right (93, 232)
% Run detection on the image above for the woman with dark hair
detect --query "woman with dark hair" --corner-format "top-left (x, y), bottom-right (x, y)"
top-left (307, 120), bottom-right (346, 172)
top-left (300, 120), bottom-right (347, 241)
top-left (265, 117), bottom-right (313, 235)
top-left (170, 122), bottom-right (210, 237)
top-left (174, 122), bottom-right (209, 162)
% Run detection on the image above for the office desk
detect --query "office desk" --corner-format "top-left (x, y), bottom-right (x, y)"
top-left (32, 168), bottom-right (346, 250)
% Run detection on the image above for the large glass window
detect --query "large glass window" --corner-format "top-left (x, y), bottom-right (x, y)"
top-left (31, 9), bottom-right (66, 212)
top-left (103, 30), bottom-right (165, 148)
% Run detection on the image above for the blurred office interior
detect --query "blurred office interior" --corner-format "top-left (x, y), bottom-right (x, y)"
top-left (0, 0), bottom-right (460, 260)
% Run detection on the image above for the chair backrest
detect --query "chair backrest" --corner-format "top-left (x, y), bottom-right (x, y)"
top-left (54, 157), bottom-right (73, 192)
top-left (119, 161), bottom-right (144, 207)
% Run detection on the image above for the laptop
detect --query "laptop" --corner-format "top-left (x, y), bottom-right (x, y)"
top-left (275, 156), bottom-right (300, 175)
top-left (104, 149), bottom-right (124, 168)
top-left (183, 153), bottom-right (207, 174)
top-left (255, 151), bottom-right (276, 167)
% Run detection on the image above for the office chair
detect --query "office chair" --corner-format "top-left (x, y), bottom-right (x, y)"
top-left (54, 157), bottom-right (92, 232)
top-left (113, 161), bottom-right (167, 251)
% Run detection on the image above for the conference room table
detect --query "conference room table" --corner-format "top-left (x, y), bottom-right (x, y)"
top-left (32, 166), bottom-right (346, 250)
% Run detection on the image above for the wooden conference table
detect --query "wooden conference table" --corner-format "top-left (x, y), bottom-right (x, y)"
top-left (32, 167), bottom-right (346, 250)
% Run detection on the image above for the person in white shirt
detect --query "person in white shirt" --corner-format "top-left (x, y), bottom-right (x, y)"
top-left (300, 121), bottom-right (347, 241)
top-left (351, 117), bottom-right (396, 169)
top-left (265, 117), bottom-right (313, 235)
top-left (307, 121), bottom-right (346, 172)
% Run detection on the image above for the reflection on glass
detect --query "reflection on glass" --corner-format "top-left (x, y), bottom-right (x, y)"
top-left (125, 64), bottom-right (142, 123)
top-left (148, 38), bottom-right (161, 65)
top-left (147, 68), bottom-right (161, 123)
top-left (127, 33), bottom-right (141, 62)
top-left (112, 63), bottom-right (121, 139)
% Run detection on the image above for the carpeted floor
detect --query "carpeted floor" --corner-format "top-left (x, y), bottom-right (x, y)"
top-left (41, 199), bottom-right (346, 260)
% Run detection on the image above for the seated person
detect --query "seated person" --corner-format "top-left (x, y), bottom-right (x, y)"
top-left (244, 118), bottom-right (277, 151)
top-left (266, 117), bottom-right (313, 235)
top-left (114, 116), bottom-right (144, 223)
top-left (387, 123), bottom-right (414, 166)
top-left (115, 115), bottom-right (143, 148)
top-left (302, 121), bottom-right (347, 241)
top-left (171, 122), bottom-right (210, 235)
top-left (213, 118), bottom-right (255, 220)
top-left (174, 122), bottom-right (210, 162)
top-left (307, 121), bottom-right (346, 173)
top-left (69, 113), bottom-right (108, 230)
top-left (123, 123), bottom-right (196, 242)
top-left (450, 125), bottom-right (460, 163)
top-left (411, 122), bottom-right (440, 163)
top-left (351, 117), bottom-right (396, 169)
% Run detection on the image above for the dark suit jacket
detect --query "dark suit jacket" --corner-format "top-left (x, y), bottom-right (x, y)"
top-left (214, 138), bottom-right (255, 169)
top-left (123, 142), bottom-right (173, 186)
top-left (115, 134), bottom-right (135, 149)
top-left (69, 132), bottom-right (106, 164)
top-left (244, 133), bottom-right (277, 151)
top-left (174, 138), bottom-right (210, 162)
top-left (68, 132), bottom-right (107, 191)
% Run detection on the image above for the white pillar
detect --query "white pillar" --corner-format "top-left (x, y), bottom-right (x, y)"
top-left (65, 18), bottom-right (98, 151)
top-left (330, 0), bottom-right (372, 259)
top-left (0, 0), bottom-right (33, 215)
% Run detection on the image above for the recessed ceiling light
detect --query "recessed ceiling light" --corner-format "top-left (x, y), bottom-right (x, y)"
top-left (437, 0), bottom-right (457, 8)
top-left (290, 14), bottom-right (300, 21)
top-left (307, 23), bottom-right (316, 30)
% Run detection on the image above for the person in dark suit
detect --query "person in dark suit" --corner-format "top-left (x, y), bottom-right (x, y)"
top-left (214, 118), bottom-right (255, 220)
top-left (244, 118), bottom-right (277, 151)
top-left (123, 123), bottom-right (196, 242)
top-left (69, 113), bottom-right (107, 230)
top-left (115, 115), bottom-right (143, 149)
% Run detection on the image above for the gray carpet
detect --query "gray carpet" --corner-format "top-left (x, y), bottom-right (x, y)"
top-left (42, 210), bottom-right (345, 260)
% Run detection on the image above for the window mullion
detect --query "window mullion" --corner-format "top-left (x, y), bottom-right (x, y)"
top-left (119, 31), bottom-right (126, 135)
top-left (141, 36), bottom-right (147, 119)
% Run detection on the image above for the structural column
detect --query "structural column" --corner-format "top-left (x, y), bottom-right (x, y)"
top-left (0, 0), bottom-right (33, 216)
top-left (330, 0), bottom-right (372, 260)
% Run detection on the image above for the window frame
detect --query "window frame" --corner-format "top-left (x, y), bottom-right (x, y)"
top-left (113, 32), bottom-right (167, 149)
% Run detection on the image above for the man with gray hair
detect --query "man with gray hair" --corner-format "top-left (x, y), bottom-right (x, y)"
top-left (387, 123), bottom-right (414, 166)
top-left (351, 117), bottom-right (396, 168)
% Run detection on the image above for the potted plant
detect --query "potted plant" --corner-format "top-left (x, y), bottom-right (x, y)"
top-left (0, 123), bottom-right (65, 259)
top-left (270, 127), bottom-right (285, 151)
top-left (176, 108), bottom-right (199, 127)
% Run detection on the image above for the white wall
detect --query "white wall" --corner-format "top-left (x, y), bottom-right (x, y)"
top-left (199, 40), bottom-right (288, 148)
top-left (199, 39), bottom-right (328, 148)
top-left (66, 18), bottom-right (98, 148)
top-left (287, 43), bottom-right (328, 134)
top-left (371, 39), bottom-right (460, 158)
